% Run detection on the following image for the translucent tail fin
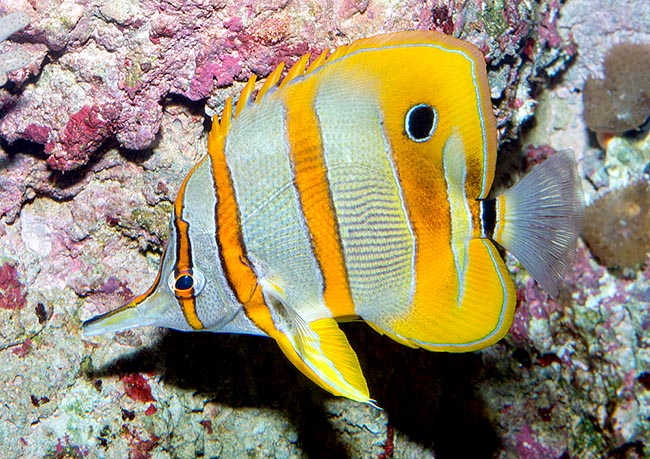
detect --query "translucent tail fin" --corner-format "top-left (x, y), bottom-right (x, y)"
top-left (492, 151), bottom-right (584, 296)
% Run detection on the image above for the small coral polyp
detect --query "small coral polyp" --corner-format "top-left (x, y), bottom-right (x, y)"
top-left (0, 11), bottom-right (30, 87)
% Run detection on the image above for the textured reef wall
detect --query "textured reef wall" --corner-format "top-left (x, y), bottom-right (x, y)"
top-left (0, 0), bottom-right (567, 174)
top-left (0, 0), bottom-right (648, 458)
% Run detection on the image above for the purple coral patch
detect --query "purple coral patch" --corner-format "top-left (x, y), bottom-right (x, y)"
top-left (0, 262), bottom-right (27, 310)
top-left (515, 425), bottom-right (560, 459)
top-left (524, 279), bottom-right (559, 320)
top-left (509, 289), bottom-right (530, 344)
top-left (120, 374), bottom-right (156, 403)
top-left (189, 60), bottom-right (238, 100)
top-left (47, 105), bottom-right (117, 171)
top-left (23, 124), bottom-right (51, 144)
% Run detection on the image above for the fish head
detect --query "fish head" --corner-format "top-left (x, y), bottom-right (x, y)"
top-left (83, 158), bottom-right (259, 337)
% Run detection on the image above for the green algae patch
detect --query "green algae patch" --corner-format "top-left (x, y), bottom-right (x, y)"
top-left (480, 0), bottom-right (510, 38)
top-left (570, 416), bottom-right (607, 458)
top-left (130, 201), bottom-right (173, 242)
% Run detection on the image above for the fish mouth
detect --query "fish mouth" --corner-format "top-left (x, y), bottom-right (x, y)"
top-left (82, 288), bottom-right (168, 337)
top-left (82, 300), bottom-right (141, 336)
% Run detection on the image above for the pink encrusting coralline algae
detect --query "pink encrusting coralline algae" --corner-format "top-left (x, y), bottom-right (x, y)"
top-left (0, 1), bottom-right (570, 171)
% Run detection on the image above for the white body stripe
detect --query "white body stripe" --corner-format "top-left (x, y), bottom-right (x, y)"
top-left (224, 97), bottom-right (331, 322)
top-left (442, 129), bottom-right (472, 305)
top-left (182, 158), bottom-right (261, 334)
top-left (315, 77), bottom-right (415, 323)
top-left (379, 113), bottom-right (417, 306)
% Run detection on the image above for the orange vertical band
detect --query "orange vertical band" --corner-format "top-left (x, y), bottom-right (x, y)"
top-left (284, 84), bottom-right (356, 318)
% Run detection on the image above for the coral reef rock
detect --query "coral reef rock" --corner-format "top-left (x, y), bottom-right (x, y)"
top-left (1, 0), bottom-right (648, 458)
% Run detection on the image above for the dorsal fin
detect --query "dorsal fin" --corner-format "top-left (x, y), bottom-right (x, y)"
top-left (208, 97), bottom-right (232, 154)
top-left (234, 74), bottom-right (257, 118)
top-left (323, 44), bottom-right (348, 63)
top-left (210, 31), bottom-right (460, 148)
top-left (208, 51), bottom-right (322, 146)
top-left (306, 51), bottom-right (328, 74)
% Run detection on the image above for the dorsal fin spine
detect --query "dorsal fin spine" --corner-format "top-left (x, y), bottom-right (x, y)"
top-left (222, 97), bottom-right (232, 132)
top-left (306, 51), bottom-right (328, 74)
top-left (279, 53), bottom-right (311, 89)
top-left (234, 74), bottom-right (257, 118)
top-left (324, 45), bottom-right (348, 64)
top-left (210, 45), bottom-right (340, 143)
top-left (256, 62), bottom-right (285, 101)
top-left (208, 97), bottom-right (232, 154)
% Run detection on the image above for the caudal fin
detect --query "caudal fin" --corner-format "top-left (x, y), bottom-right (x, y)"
top-left (492, 150), bottom-right (584, 296)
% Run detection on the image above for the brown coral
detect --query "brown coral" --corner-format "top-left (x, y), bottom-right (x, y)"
top-left (581, 181), bottom-right (650, 268)
top-left (583, 43), bottom-right (650, 135)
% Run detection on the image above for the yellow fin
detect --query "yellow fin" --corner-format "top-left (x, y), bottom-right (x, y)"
top-left (234, 74), bottom-right (257, 118)
top-left (274, 317), bottom-right (373, 404)
top-left (379, 239), bottom-right (516, 352)
top-left (306, 50), bottom-right (328, 74)
top-left (365, 321), bottom-right (419, 349)
top-left (279, 53), bottom-right (310, 89)
top-left (310, 318), bottom-right (371, 399)
top-left (208, 97), bottom-right (232, 154)
top-left (256, 62), bottom-right (285, 101)
top-left (258, 280), bottom-right (372, 403)
top-left (324, 44), bottom-right (348, 63)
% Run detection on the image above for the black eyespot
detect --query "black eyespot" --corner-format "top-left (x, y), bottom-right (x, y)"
top-left (405, 104), bottom-right (437, 142)
top-left (175, 274), bottom-right (194, 291)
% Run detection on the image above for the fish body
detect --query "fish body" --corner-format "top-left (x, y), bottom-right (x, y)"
top-left (83, 31), bottom-right (584, 404)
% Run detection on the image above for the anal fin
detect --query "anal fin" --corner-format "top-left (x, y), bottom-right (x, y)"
top-left (273, 317), bottom-right (373, 404)
top-left (256, 278), bottom-right (373, 404)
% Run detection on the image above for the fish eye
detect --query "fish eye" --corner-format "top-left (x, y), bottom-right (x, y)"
top-left (175, 275), bottom-right (193, 290)
top-left (404, 104), bottom-right (437, 142)
top-left (168, 267), bottom-right (206, 298)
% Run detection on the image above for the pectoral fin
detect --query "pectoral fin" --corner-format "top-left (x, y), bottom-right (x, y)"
top-left (274, 317), bottom-right (373, 404)
top-left (259, 280), bottom-right (372, 404)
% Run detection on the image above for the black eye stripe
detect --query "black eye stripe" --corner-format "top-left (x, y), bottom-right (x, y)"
top-left (405, 104), bottom-right (437, 142)
top-left (175, 274), bottom-right (194, 291)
